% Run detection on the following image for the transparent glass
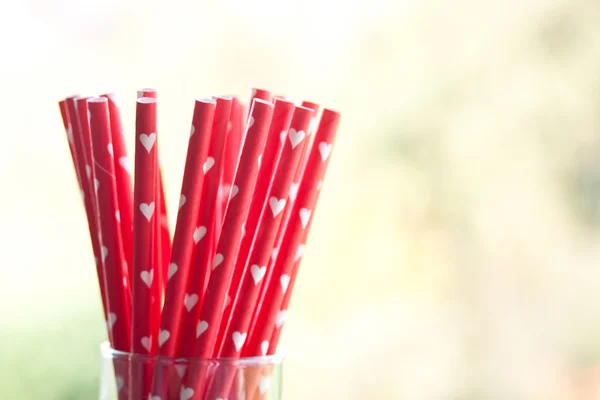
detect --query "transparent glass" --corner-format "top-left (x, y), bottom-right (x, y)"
top-left (99, 342), bottom-right (284, 400)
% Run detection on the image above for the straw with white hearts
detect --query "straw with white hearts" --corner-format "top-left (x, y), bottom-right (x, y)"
top-left (132, 97), bottom-right (160, 354)
top-left (247, 100), bottom-right (321, 339)
top-left (218, 98), bottom-right (295, 347)
top-left (137, 88), bottom-right (171, 308)
top-left (155, 98), bottom-right (216, 358)
top-left (101, 93), bottom-right (134, 283)
top-left (87, 97), bottom-right (133, 400)
top-left (221, 96), bottom-right (244, 204)
top-left (58, 100), bottom-right (84, 194)
top-left (176, 96), bottom-right (233, 358)
top-left (205, 105), bottom-right (314, 400)
top-left (245, 108), bottom-right (340, 360)
top-left (88, 97), bottom-right (133, 351)
top-left (180, 99), bottom-right (274, 400)
top-left (63, 97), bottom-right (109, 317)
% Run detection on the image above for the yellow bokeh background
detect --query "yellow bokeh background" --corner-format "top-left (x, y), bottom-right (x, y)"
top-left (2, 0), bottom-right (600, 398)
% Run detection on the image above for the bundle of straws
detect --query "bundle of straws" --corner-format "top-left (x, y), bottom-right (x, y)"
top-left (58, 88), bottom-right (339, 399)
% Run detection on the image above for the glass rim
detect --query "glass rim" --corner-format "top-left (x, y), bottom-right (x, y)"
top-left (100, 342), bottom-right (285, 366)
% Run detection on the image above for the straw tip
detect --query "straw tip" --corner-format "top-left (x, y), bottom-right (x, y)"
top-left (87, 97), bottom-right (108, 103)
top-left (137, 97), bottom-right (157, 104)
top-left (137, 88), bottom-right (157, 98)
top-left (253, 98), bottom-right (274, 107)
top-left (196, 97), bottom-right (217, 105)
top-left (295, 104), bottom-right (315, 113)
top-left (211, 95), bottom-right (233, 101)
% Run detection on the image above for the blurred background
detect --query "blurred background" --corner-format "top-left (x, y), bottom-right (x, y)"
top-left (2, 0), bottom-right (600, 398)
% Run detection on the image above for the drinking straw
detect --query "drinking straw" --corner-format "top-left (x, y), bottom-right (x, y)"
top-left (137, 88), bottom-right (171, 307)
top-left (221, 96), bottom-right (243, 197)
top-left (131, 96), bottom-right (160, 397)
top-left (205, 105), bottom-right (314, 400)
top-left (87, 97), bottom-right (133, 400)
top-left (216, 98), bottom-right (295, 352)
top-left (58, 100), bottom-right (83, 191)
top-left (64, 97), bottom-right (108, 318)
top-left (176, 96), bottom-right (232, 358)
top-left (87, 97), bottom-right (133, 349)
top-left (101, 93), bottom-right (134, 283)
top-left (156, 98), bottom-right (216, 358)
top-left (180, 99), bottom-right (274, 400)
top-left (244, 109), bottom-right (340, 359)
top-left (246, 101), bottom-right (320, 340)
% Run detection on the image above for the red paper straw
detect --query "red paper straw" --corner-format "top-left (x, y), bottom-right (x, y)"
top-left (58, 99), bottom-right (83, 191)
top-left (131, 96), bottom-right (161, 398)
top-left (181, 99), bottom-right (274, 400)
top-left (132, 96), bottom-right (160, 353)
top-left (205, 105), bottom-right (314, 400)
top-left (217, 98), bottom-right (295, 351)
top-left (87, 97), bottom-right (133, 350)
top-left (64, 97), bottom-right (109, 318)
top-left (245, 109), bottom-right (340, 359)
top-left (156, 98), bottom-right (217, 357)
top-left (137, 88), bottom-right (171, 308)
top-left (246, 101), bottom-right (320, 340)
top-left (176, 96), bottom-right (232, 358)
top-left (101, 93), bottom-right (134, 284)
top-left (222, 96), bottom-right (243, 192)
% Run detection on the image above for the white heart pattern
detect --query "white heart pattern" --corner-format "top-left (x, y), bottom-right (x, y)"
top-left (289, 182), bottom-right (299, 201)
top-left (193, 226), bottom-right (207, 244)
top-left (119, 156), bottom-right (131, 174)
top-left (288, 128), bottom-right (306, 149)
top-left (251, 265), bottom-right (267, 285)
top-left (158, 330), bottom-right (170, 347)
top-left (180, 386), bottom-right (194, 400)
top-left (247, 116), bottom-right (255, 130)
top-left (212, 253), bottom-right (224, 270)
top-left (101, 246), bottom-right (108, 264)
top-left (280, 130), bottom-right (287, 143)
top-left (190, 124), bottom-right (195, 137)
top-left (139, 202), bottom-right (155, 222)
top-left (139, 133), bottom-right (157, 153)
top-left (94, 178), bottom-right (100, 194)
top-left (149, 395), bottom-right (161, 400)
top-left (276, 310), bottom-right (287, 328)
top-left (179, 194), bottom-right (186, 209)
top-left (107, 143), bottom-right (114, 157)
top-left (318, 142), bottom-right (332, 162)
top-left (232, 331), bottom-right (247, 352)
top-left (85, 164), bottom-right (92, 179)
top-left (184, 293), bottom-right (199, 312)
top-left (261, 340), bottom-right (269, 356)
top-left (269, 197), bottom-right (286, 217)
top-left (258, 375), bottom-right (271, 395)
top-left (66, 123), bottom-right (74, 144)
top-left (271, 248), bottom-right (279, 262)
top-left (280, 274), bottom-right (291, 294)
top-left (115, 376), bottom-right (124, 392)
top-left (174, 363), bottom-right (187, 378)
top-left (203, 157), bottom-right (215, 173)
top-left (299, 208), bottom-right (312, 228)
top-left (168, 263), bottom-right (178, 280)
top-left (229, 185), bottom-right (239, 199)
top-left (295, 244), bottom-right (305, 261)
top-left (196, 320), bottom-right (209, 338)
top-left (140, 269), bottom-right (154, 288)
top-left (141, 336), bottom-right (152, 352)
top-left (107, 312), bottom-right (117, 331)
